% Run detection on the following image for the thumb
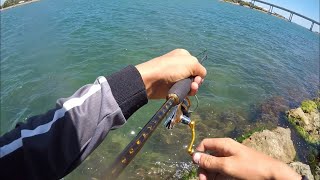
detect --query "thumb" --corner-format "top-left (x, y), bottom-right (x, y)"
top-left (193, 152), bottom-right (226, 172)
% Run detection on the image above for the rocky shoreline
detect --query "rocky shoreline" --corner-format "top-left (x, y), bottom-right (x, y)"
top-left (0, 0), bottom-right (39, 11)
top-left (222, 0), bottom-right (286, 20)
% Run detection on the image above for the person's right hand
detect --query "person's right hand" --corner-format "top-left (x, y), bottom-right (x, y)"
top-left (135, 49), bottom-right (207, 99)
top-left (192, 138), bottom-right (301, 180)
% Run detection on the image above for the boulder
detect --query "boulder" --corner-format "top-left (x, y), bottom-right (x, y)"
top-left (287, 106), bottom-right (320, 144)
top-left (289, 162), bottom-right (314, 180)
top-left (287, 107), bottom-right (309, 125)
top-left (242, 127), bottom-right (296, 163)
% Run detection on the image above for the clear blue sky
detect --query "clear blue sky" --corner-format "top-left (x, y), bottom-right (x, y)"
top-left (244, 0), bottom-right (320, 31)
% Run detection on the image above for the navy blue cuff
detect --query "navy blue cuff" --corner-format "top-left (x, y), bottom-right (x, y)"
top-left (106, 65), bottom-right (148, 119)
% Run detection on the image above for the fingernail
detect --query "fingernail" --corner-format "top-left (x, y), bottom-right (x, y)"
top-left (193, 152), bottom-right (201, 164)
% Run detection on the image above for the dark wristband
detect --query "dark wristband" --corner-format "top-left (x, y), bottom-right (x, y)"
top-left (106, 65), bottom-right (148, 119)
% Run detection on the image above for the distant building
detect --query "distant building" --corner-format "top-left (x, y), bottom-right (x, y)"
top-left (18, 1), bottom-right (25, 4)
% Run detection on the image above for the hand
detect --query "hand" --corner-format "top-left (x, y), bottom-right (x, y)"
top-left (135, 49), bottom-right (207, 99)
top-left (193, 138), bottom-right (301, 180)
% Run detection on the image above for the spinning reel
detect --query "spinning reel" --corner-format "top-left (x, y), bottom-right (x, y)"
top-left (164, 97), bottom-right (196, 155)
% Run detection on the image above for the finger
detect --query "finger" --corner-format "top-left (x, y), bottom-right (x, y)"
top-left (194, 76), bottom-right (202, 84)
top-left (166, 48), bottom-right (191, 56)
top-left (198, 168), bottom-right (208, 180)
top-left (193, 152), bottom-right (227, 172)
top-left (208, 172), bottom-right (219, 180)
top-left (189, 76), bottom-right (203, 96)
top-left (191, 81), bottom-right (199, 90)
top-left (189, 89), bottom-right (198, 96)
top-left (189, 82), bottom-right (199, 96)
top-left (196, 138), bottom-right (238, 155)
top-left (189, 91), bottom-right (198, 96)
top-left (215, 173), bottom-right (233, 180)
top-left (191, 63), bottom-right (207, 79)
top-left (188, 82), bottom-right (198, 96)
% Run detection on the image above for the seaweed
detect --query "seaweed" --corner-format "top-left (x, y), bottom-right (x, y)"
top-left (314, 97), bottom-right (320, 110)
top-left (287, 116), bottom-right (319, 145)
top-left (306, 146), bottom-right (320, 178)
top-left (180, 167), bottom-right (197, 180)
top-left (235, 126), bottom-right (265, 143)
top-left (301, 100), bottom-right (317, 113)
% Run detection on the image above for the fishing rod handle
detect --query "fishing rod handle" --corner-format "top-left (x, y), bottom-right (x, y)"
top-left (104, 99), bottom-right (175, 179)
top-left (168, 78), bottom-right (192, 105)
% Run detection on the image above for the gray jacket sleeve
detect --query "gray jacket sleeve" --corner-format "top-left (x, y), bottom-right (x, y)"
top-left (0, 65), bottom-right (148, 180)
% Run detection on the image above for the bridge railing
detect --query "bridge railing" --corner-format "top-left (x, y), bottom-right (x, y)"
top-left (250, 0), bottom-right (319, 31)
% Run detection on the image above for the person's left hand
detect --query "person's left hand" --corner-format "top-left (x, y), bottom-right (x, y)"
top-left (192, 138), bottom-right (301, 180)
top-left (135, 49), bottom-right (207, 99)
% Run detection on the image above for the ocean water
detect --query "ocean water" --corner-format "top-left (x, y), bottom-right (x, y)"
top-left (1, 0), bottom-right (319, 179)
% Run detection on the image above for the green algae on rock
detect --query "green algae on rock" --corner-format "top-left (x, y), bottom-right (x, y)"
top-left (286, 99), bottom-right (320, 145)
top-left (301, 100), bottom-right (318, 113)
top-left (180, 166), bottom-right (197, 180)
top-left (314, 97), bottom-right (320, 110)
top-left (235, 126), bottom-right (265, 143)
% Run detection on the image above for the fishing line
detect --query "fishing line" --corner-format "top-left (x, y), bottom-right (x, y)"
top-left (189, 49), bottom-right (208, 113)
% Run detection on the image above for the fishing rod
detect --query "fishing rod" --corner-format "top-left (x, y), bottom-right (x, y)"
top-left (103, 50), bottom-right (208, 179)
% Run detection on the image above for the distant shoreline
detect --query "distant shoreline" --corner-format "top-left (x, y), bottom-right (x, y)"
top-left (0, 0), bottom-right (40, 11)
top-left (222, 0), bottom-right (320, 34)
top-left (222, 0), bottom-right (286, 20)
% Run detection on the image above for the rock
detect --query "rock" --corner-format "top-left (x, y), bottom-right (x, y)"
top-left (242, 127), bottom-right (296, 163)
top-left (315, 164), bottom-right (320, 180)
top-left (289, 162), bottom-right (314, 180)
top-left (287, 104), bottom-right (320, 144)
top-left (287, 107), bottom-right (310, 125)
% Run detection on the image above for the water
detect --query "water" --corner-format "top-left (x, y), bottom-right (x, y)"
top-left (1, 0), bottom-right (319, 179)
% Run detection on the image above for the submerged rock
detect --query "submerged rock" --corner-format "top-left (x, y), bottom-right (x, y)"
top-left (254, 96), bottom-right (289, 124)
top-left (128, 160), bottom-right (197, 180)
top-left (315, 164), bottom-right (320, 180)
top-left (286, 99), bottom-right (320, 145)
top-left (196, 107), bottom-right (249, 139)
top-left (289, 162), bottom-right (314, 180)
top-left (242, 127), bottom-right (296, 163)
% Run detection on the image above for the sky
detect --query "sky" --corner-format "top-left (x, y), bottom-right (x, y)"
top-left (243, 0), bottom-right (320, 31)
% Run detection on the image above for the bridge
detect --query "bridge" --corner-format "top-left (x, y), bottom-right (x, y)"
top-left (250, 0), bottom-right (320, 31)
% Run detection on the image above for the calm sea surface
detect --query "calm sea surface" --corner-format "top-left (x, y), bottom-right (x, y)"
top-left (1, 0), bottom-right (319, 179)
